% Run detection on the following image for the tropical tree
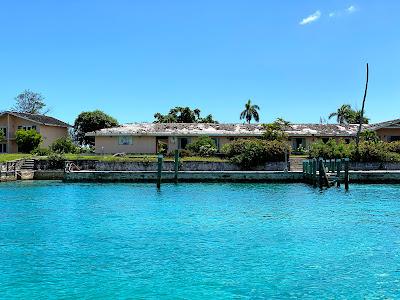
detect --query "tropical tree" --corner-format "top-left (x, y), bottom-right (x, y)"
top-left (329, 104), bottom-right (369, 124)
top-left (13, 90), bottom-right (48, 114)
top-left (240, 99), bottom-right (260, 124)
top-left (349, 110), bottom-right (369, 124)
top-left (154, 107), bottom-right (217, 123)
top-left (73, 110), bottom-right (118, 146)
top-left (328, 104), bottom-right (353, 124)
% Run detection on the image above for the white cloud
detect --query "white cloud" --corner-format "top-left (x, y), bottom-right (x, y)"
top-left (347, 5), bottom-right (356, 13)
top-left (329, 12), bottom-right (336, 17)
top-left (299, 11), bottom-right (321, 25)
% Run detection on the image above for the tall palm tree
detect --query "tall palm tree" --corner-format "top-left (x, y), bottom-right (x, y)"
top-left (240, 99), bottom-right (260, 124)
top-left (328, 104), bottom-right (352, 124)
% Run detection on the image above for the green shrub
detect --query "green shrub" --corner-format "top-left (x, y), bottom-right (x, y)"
top-left (186, 136), bottom-right (217, 157)
top-left (50, 137), bottom-right (80, 154)
top-left (15, 129), bottom-right (42, 153)
top-left (179, 149), bottom-right (193, 157)
top-left (360, 129), bottom-right (379, 142)
top-left (222, 139), bottom-right (289, 169)
top-left (309, 139), bottom-right (354, 159)
top-left (309, 139), bottom-right (400, 163)
top-left (262, 121), bottom-right (288, 141)
top-left (352, 141), bottom-right (393, 162)
top-left (0, 130), bottom-right (4, 141)
top-left (47, 152), bottom-right (66, 169)
top-left (387, 141), bottom-right (400, 154)
top-left (32, 148), bottom-right (52, 156)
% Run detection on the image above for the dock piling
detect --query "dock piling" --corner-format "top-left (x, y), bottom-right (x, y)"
top-left (157, 154), bottom-right (163, 189)
top-left (344, 158), bottom-right (349, 190)
top-left (336, 159), bottom-right (341, 187)
top-left (174, 150), bottom-right (179, 183)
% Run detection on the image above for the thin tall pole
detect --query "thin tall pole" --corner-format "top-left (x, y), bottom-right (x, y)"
top-left (356, 63), bottom-right (369, 152)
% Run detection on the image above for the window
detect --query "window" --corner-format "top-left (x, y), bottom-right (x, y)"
top-left (0, 143), bottom-right (7, 153)
top-left (118, 136), bottom-right (133, 145)
top-left (0, 127), bottom-right (6, 137)
top-left (322, 138), bottom-right (329, 143)
top-left (17, 125), bottom-right (37, 131)
top-left (211, 137), bottom-right (220, 150)
top-left (178, 137), bottom-right (190, 149)
top-left (390, 136), bottom-right (400, 142)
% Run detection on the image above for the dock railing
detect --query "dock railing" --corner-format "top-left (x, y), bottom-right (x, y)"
top-left (303, 158), bottom-right (349, 190)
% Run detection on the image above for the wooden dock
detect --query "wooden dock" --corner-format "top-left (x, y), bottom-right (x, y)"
top-left (303, 158), bottom-right (349, 190)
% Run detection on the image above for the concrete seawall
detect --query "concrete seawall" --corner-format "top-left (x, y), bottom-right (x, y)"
top-left (62, 170), bottom-right (400, 184)
top-left (64, 171), bottom-right (304, 183)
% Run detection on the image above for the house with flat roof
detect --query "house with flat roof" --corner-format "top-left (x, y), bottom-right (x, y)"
top-left (87, 122), bottom-right (382, 154)
top-left (0, 111), bottom-right (70, 153)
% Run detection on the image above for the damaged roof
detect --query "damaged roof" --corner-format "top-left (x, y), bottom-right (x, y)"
top-left (86, 122), bottom-right (368, 137)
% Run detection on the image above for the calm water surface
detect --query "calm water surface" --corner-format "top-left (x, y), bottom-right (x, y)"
top-left (1, 181), bottom-right (400, 299)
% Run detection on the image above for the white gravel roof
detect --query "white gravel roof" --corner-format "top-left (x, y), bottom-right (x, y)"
top-left (87, 123), bottom-right (368, 137)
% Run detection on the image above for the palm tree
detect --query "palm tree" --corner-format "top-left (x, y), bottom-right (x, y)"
top-left (240, 99), bottom-right (260, 124)
top-left (328, 104), bottom-right (352, 124)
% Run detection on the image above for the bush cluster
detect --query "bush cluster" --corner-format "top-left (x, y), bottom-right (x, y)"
top-left (186, 136), bottom-right (217, 157)
top-left (221, 139), bottom-right (290, 169)
top-left (16, 129), bottom-right (42, 153)
top-left (309, 139), bottom-right (400, 162)
top-left (50, 137), bottom-right (80, 154)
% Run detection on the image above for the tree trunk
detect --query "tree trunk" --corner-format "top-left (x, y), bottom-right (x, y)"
top-left (356, 63), bottom-right (369, 153)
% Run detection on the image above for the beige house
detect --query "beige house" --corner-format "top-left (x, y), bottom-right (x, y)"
top-left (0, 111), bottom-right (70, 153)
top-left (87, 122), bottom-right (372, 154)
top-left (369, 119), bottom-right (400, 142)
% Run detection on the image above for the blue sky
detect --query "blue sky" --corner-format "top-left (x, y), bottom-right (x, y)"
top-left (0, 0), bottom-right (399, 125)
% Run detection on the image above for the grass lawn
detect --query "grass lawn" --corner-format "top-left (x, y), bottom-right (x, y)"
top-left (0, 154), bottom-right (32, 163)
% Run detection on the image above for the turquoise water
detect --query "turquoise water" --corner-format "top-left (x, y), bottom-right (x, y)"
top-left (1, 182), bottom-right (400, 299)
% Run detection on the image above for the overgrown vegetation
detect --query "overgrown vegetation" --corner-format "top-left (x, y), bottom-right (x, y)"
top-left (73, 110), bottom-right (118, 146)
top-left (50, 137), bottom-right (80, 154)
top-left (309, 139), bottom-right (400, 162)
top-left (222, 139), bottom-right (290, 168)
top-left (186, 136), bottom-right (217, 157)
top-left (262, 120), bottom-right (289, 141)
top-left (154, 106), bottom-right (217, 123)
top-left (15, 129), bottom-right (42, 153)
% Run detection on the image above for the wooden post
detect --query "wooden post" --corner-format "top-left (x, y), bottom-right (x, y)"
top-left (174, 150), bottom-right (179, 183)
top-left (344, 158), bottom-right (349, 190)
top-left (157, 154), bottom-right (163, 189)
top-left (336, 159), bottom-right (341, 187)
top-left (312, 158), bottom-right (317, 187)
top-left (318, 158), bottom-right (324, 189)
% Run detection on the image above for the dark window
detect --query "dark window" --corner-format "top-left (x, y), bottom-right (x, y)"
top-left (211, 138), bottom-right (220, 150)
top-left (345, 138), bottom-right (350, 144)
top-left (322, 138), bottom-right (329, 143)
top-left (390, 136), bottom-right (400, 142)
top-left (0, 127), bottom-right (6, 137)
top-left (0, 143), bottom-right (7, 153)
top-left (179, 138), bottom-right (189, 149)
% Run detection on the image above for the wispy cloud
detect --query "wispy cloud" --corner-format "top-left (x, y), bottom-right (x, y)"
top-left (329, 5), bottom-right (357, 18)
top-left (299, 11), bottom-right (321, 25)
top-left (347, 5), bottom-right (356, 13)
